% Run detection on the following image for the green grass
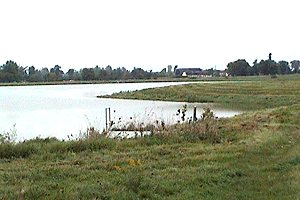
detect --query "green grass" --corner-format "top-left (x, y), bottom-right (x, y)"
top-left (101, 74), bottom-right (300, 110)
top-left (1, 104), bottom-right (300, 199)
top-left (1, 74), bottom-right (300, 199)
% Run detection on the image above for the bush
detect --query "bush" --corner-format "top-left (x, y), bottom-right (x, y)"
top-left (0, 143), bottom-right (37, 159)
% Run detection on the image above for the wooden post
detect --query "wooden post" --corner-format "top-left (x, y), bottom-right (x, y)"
top-left (105, 108), bottom-right (108, 132)
top-left (105, 107), bottom-right (112, 131)
top-left (108, 107), bottom-right (111, 128)
top-left (193, 106), bottom-right (197, 122)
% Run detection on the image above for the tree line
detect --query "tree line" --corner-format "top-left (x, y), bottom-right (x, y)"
top-left (0, 61), bottom-right (172, 83)
top-left (1, 55), bottom-right (299, 83)
top-left (226, 54), bottom-right (300, 76)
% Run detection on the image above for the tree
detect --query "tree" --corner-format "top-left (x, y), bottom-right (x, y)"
top-left (50, 65), bottom-right (64, 81)
top-left (40, 68), bottom-right (49, 82)
top-left (290, 60), bottom-right (300, 73)
top-left (167, 65), bottom-right (173, 76)
top-left (66, 69), bottom-right (75, 80)
top-left (112, 68), bottom-right (123, 80)
top-left (206, 68), bottom-right (214, 76)
top-left (120, 67), bottom-right (131, 79)
top-left (278, 61), bottom-right (291, 74)
top-left (28, 66), bottom-right (39, 82)
top-left (81, 68), bottom-right (95, 81)
top-left (226, 59), bottom-right (251, 76)
top-left (249, 59), bottom-right (259, 75)
top-left (48, 72), bottom-right (58, 81)
top-left (104, 65), bottom-right (113, 80)
top-left (131, 68), bottom-right (148, 79)
top-left (18, 66), bottom-right (28, 82)
top-left (257, 60), bottom-right (279, 75)
top-left (159, 68), bottom-right (167, 77)
top-left (28, 66), bottom-right (36, 76)
top-left (0, 60), bottom-right (21, 82)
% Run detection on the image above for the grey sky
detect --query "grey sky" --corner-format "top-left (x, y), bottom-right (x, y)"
top-left (0, 0), bottom-right (299, 72)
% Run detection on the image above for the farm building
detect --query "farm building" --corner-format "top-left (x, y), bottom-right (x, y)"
top-left (174, 68), bottom-right (203, 77)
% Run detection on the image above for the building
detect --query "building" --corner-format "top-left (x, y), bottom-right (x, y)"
top-left (174, 68), bottom-right (202, 77)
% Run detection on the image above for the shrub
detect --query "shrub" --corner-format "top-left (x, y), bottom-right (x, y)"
top-left (0, 143), bottom-right (37, 159)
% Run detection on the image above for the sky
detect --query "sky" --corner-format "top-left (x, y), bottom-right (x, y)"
top-left (0, 0), bottom-right (299, 72)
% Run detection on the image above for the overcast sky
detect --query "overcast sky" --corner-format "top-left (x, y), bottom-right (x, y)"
top-left (0, 0), bottom-right (299, 72)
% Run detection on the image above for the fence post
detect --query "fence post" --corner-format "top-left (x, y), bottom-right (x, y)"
top-left (108, 107), bottom-right (111, 127)
top-left (105, 108), bottom-right (108, 132)
top-left (193, 106), bottom-right (197, 122)
top-left (105, 107), bottom-right (112, 132)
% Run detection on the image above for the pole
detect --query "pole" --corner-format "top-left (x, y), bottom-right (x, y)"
top-left (193, 106), bottom-right (197, 122)
top-left (108, 107), bottom-right (111, 129)
top-left (105, 108), bottom-right (108, 132)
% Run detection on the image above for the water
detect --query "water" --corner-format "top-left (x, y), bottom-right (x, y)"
top-left (0, 82), bottom-right (242, 140)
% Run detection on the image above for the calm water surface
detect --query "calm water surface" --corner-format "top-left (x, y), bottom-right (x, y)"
top-left (0, 82), bottom-right (242, 140)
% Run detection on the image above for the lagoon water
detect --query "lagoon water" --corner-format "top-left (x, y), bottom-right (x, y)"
top-left (0, 82), bottom-right (242, 140)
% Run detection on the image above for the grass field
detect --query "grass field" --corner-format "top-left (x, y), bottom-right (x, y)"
top-left (1, 74), bottom-right (300, 199)
top-left (101, 74), bottom-right (300, 110)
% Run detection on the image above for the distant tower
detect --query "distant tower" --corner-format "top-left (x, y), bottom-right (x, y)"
top-left (269, 53), bottom-right (272, 60)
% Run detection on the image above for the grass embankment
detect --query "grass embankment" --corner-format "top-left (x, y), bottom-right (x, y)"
top-left (102, 74), bottom-right (300, 110)
top-left (0, 104), bottom-right (300, 199)
top-left (1, 74), bottom-right (300, 199)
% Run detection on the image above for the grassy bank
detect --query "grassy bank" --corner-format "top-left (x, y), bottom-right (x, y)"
top-left (101, 74), bottom-right (300, 110)
top-left (0, 104), bottom-right (300, 199)
top-left (1, 74), bottom-right (300, 199)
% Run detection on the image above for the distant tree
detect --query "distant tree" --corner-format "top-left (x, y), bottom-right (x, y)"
top-left (93, 66), bottom-right (101, 80)
top-left (290, 60), bottom-right (300, 73)
top-left (104, 65), bottom-right (113, 80)
top-left (18, 66), bottom-right (28, 82)
top-left (226, 59), bottom-right (251, 76)
top-left (206, 68), bottom-right (214, 76)
top-left (167, 65), bottom-right (173, 76)
top-left (120, 67), bottom-right (131, 79)
top-left (28, 66), bottom-right (39, 82)
top-left (159, 68), bottom-right (167, 77)
top-left (81, 68), bottom-right (95, 81)
top-left (131, 68), bottom-right (148, 79)
top-left (40, 68), bottom-right (49, 82)
top-left (66, 69), bottom-right (75, 80)
top-left (50, 65), bottom-right (64, 81)
top-left (0, 60), bottom-right (21, 82)
top-left (249, 59), bottom-right (259, 75)
top-left (112, 67), bottom-right (123, 80)
top-left (98, 68), bottom-right (107, 80)
top-left (28, 66), bottom-right (36, 76)
top-left (257, 60), bottom-right (279, 75)
top-left (278, 61), bottom-right (291, 74)
top-left (48, 72), bottom-right (58, 81)
top-left (269, 61), bottom-right (279, 75)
